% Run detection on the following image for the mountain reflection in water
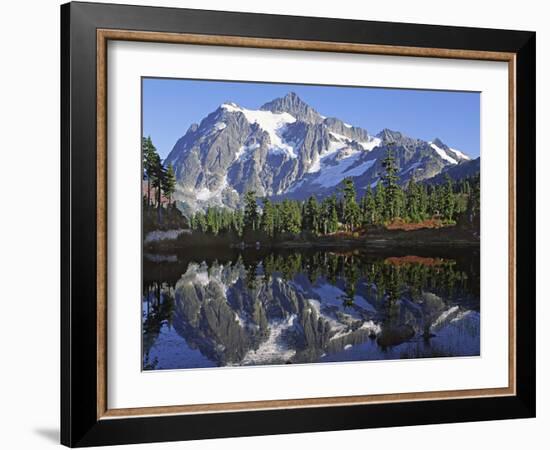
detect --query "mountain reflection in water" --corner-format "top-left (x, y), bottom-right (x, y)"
top-left (142, 248), bottom-right (480, 370)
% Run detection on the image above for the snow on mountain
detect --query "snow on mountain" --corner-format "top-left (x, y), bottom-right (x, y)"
top-left (164, 93), bottom-right (473, 212)
top-left (429, 138), bottom-right (471, 164)
top-left (234, 142), bottom-right (261, 161)
top-left (312, 152), bottom-right (377, 188)
top-left (195, 175), bottom-right (228, 202)
top-left (221, 102), bottom-right (298, 158)
top-left (241, 315), bottom-right (298, 365)
top-left (430, 142), bottom-right (458, 165)
top-left (359, 136), bottom-right (382, 151)
top-left (449, 147), bottom-right (471, 160)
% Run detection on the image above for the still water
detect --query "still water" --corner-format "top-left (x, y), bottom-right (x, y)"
top-left (142, 246), bottom-right (480, 370)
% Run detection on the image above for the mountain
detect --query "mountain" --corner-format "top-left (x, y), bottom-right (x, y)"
top-left (164, 92), bottom-right (473, 212)
top-left (424, 157), bottom-right (480, 184)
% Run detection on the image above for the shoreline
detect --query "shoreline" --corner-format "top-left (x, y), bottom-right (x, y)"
top-left (144, 226), bottom-right (480, 252)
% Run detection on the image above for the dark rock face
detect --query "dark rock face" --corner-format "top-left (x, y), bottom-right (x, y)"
top-left (164, 93), bottom-right (473, 211)
top-left (425, 157), bottom-right (480, 184)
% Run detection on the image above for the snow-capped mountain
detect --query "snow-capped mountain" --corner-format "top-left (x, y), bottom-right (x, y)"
top-left (164, 92), bottom-right (473, 211)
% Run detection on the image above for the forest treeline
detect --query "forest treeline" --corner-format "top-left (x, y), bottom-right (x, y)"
top-left (190, 149), bottom-right (480, 238)
top-left (235, 251), bottom-right (475, 304)
top-left (142, 136), bottom-right (480, 237)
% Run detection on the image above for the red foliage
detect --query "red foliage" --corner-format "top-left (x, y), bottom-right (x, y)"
top-left (384, 255), bottom-right (447, 267)
top-left (384, 218), bottom-right (445, 231)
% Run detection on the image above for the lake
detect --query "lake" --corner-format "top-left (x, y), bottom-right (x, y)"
top-left (142, 245), bottom-right (480, 370)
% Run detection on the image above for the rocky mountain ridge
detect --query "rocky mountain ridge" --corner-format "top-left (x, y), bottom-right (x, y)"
top-left (164, 92), bottom-right (474, 212)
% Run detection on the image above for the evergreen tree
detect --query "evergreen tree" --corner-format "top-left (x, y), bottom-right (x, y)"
top-left (327, 195), bottom-right (339, 233)
top-left (429, 184), bottom-right (443, 217)
top-left (359, 194), bottom-right (367, 225)
top-left (150, 153), bottom-right (165, 222)
top-left (380, 145), bottom-right (400, 220)
top-left (142, 136), bottom-right (160, 207)
top-left (363, 185), bottom-right (377, 225)
top-left (206, 207), bottom-right (218, 234)
top-left (279, 199), bottom-right (301, 234)
top-left (162, 163), bottom-right (176, 204)
top-left (243, 191), bottom-right (260, 232)
top-left (442, 174), bottom-right (455, 221)
top-left (260, 197), bottom-right (276, 237)
top-left (304, 196), bottom-right (320, 234)
top-left (319, 197), bottom-right (336, 235)
top-left (232, 209), bottom-right (244, 235)
top-left (419, 183), bottom-right (429, 220)
top-left (406, 177), bottom-right (421, 222)
top-left (341, 178), bottom-right (361, 231)
top-left (395, 186), bottom-right (406, 219)
top-left (194, 211), bottom-right (207, 232)
top-left (374, 183), bottom-right (386, 223)
top-left (466, 177), bottom-right (480, 226)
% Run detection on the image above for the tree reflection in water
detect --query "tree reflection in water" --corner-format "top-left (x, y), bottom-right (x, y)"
top-left (142, 248), bottom-right (480, 370)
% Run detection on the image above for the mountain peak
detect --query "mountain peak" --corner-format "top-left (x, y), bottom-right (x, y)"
top-left (165, 94), bottom-right (478, 212)
top-left (284, 91), bottom-right (301, 101)
top-left (220, 101), bottom-right (241, 111)
top-left (272, 91), bottom-right (305, 105)
top-left (260, 92), bottom-right (323, 124)
top-left (431, 138), bottom-right (471, 161)
top-left (377, 128), bottom-right (404, 143)
top-left (432, 137), bottom-right (448, 149)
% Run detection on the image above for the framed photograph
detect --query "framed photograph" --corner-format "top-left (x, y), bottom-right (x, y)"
top-left (61, 1), bottom-right (536, 447)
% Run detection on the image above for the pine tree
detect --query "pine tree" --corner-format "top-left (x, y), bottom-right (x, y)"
top-left (319, 197), bottom-right (336, 234)
top-left (142, 136), bottom-right (160, 207)
top-left (328, 195), bottom-right (339, 233)
top-left (304, 196), bottom-right (320, 234)
top-left (374, 183), bottom-right (386, 223)
top-left (232, 210), bottom-right (244, 235)
top-left (206, 207), bottom-right (218, 234)
top-left (380, 145), bottom-right (399, 220)
top-left (260, 197), bottom-right (276, 237)
top-left (150, 153), bottom-right (165, 222)
top-left (406, 177), bottom-right (421, 222)
top-left (279, 200), bottom-right (292, 233)
top-left (284, 200), bottom-right (302, 234)
top-left (341, 178), bottom-right (360, 231)
top-left (243, 191), bottom-right (259, 232)
top-left (429, 184), bottom-right (443, 217)
top-left (442, 174), bottom-right (455, 221)
top-left (466, 176), bottom-right (480, 226)
top-left (194, 212), bottom-right (207, 232)
top-left (142, 136), bottom-right (149, 202)
top-left (363, 185), bottom-right (377, 225)
top-left (162, 163), bottom-right (176, 205)
top-left (419, 183), bottom-right (429, 220)
top-left (395, 186), bottom-right (406, 219)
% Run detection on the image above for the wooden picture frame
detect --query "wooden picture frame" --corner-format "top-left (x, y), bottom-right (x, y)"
top-left (61, 1), bottom-right (535, 447)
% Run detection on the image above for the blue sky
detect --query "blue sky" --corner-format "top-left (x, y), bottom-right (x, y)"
top-left (142, 77), bottom-right (480, 159)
